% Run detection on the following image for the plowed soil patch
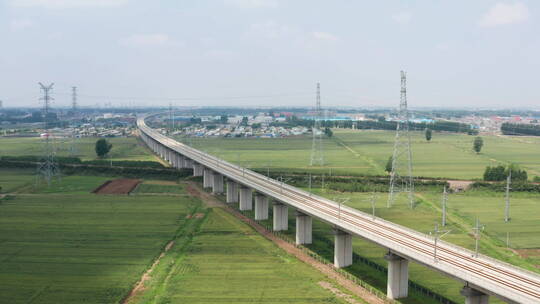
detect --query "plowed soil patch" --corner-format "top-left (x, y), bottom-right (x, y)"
top-left (93, 179), bottom-right (141, 195)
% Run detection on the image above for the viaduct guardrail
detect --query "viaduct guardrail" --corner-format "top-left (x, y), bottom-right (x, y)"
top-left (138, 115), bottom-right (540, 304)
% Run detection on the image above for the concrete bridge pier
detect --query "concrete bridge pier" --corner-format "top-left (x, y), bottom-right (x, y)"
top-left (254, 194), bottom-right (269, 220)
top-left (212, 173), bottom-right (224, 194)
top-left (239, 187), bottom-right (253, 210)
top-left (460, 286), bottom-right (489, 304)
top-left (334, 228), bottom-right (352, 268)
top-left (166, 149), bottom-right (172, 164)
top-left (180, 156), bottom-right (188, 168)
top-left (226, 180), bottom-right (239, 203)
top-left (203, 168), bottom-right (213, 189)
top-left (385, 251), bottom-right (409, 299)
top-left (295, 211), bottom-right (312, 245)
top-left (185, 158), bottom-right (193, 170)
top-left (174, 154), bottom-right (181, 168)
top-left (273, 202), bottom-right (288, 231)
top-left (192, 163), bottom-right (204, 177)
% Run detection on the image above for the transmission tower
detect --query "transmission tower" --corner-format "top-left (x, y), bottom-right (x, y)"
top-left (310, 82), bottom-right (324, 166)
top-left (70, 86), bottom-right (79, 155)
top-left (71, 86), bottom-right (78, 112)
top-left (37, 82), bottom-right (60, 186)
top-left (168, 102), bottom-right (175, 133)
top-left (442, 186), bottom-right (448, 226)
top-left (388, 71), bottom-right (414, 208)
top-left (505, 171), bottom-right (511, 222)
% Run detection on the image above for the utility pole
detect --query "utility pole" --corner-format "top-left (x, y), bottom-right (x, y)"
top-left (335, 197), bottom-right (350, 221)
top-left (442, 186), bottom-right (448, 226)
top-left (431, 222), bottom-right (451, 262)
top-left (505, 171), bottom-right (511, 222)
top-left (388, 71), bottom-right (414, 208)
top-left (37, 82), bottom-right (60, 186)
top-left (369, 192), bottom-right (378, 219)
top-left (308, 173), bottom-right (312, 195)
top-left (310, 82), bottom-right (324, 166)
top-left (472, 217), bottom-right (485, 258)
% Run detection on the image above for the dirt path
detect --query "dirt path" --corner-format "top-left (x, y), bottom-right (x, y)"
top-left (185, 182), bottom-right (223, 207)
top-left (122, 241), bottom-right (175, 304)
top-left (185, 182), bottom-right (386, 304)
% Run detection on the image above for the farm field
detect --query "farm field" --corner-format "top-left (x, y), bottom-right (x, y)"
top-left (132, 207), bottom-right (357, 304)
top-left (242, 191), bottom-right (516, 304)
top-left (0, 136), bottom-right (157, 162)
top-left (309, 189), bottom-right (540, 271)
top-left (0, 173), bottom-right (202, 304)
top-left (0, 169), bottom-right (36, 193)
top-left (180, 129), bottom-right (540, 180)
top-left (0, 172), bottom-right (357, 304)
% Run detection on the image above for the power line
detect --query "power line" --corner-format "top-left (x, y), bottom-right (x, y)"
top-left (53, 91), bottom-right (313, 102)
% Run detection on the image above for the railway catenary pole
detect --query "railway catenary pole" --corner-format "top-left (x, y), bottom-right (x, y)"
top-left (137, 114), bottom-right (540, 304)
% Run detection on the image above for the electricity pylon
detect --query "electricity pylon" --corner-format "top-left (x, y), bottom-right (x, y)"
top-left (37, 83), bottom-right (60, 186)
top-left (505, 171), bottom-right (511, 222)
top-left (388, 71), bottom-right (414, 208)
top-left (310, 82), bottom-right (324, 166)
top-left (442, 186), bottom-right (448, 226)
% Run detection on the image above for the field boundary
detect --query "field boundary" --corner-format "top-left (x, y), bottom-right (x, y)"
top-left (184, 182), bottom-right (393, 304)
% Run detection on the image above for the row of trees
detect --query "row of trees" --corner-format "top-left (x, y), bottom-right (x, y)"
top-left (501, 123), bottom-right (540, 136)
top-left (271, 116), bottom-right (477, 134)
top-left (483, 164), bottom-right (528, 182)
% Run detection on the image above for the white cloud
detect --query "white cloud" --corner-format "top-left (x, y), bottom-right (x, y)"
top-left (10, 18), bottom-right (34, 31)
top-left (120, 34), bottom-right (175, 47)
top-left (392, 11), bottom-right (412, 24)
top-left (479, 2), bottom-right (529, 27)
top-left (224, 0), bottom-right (277, 8)
top-left (311, 31), bottom-right (338, 42)
top-left (10, 0), bottom-right (128, 8)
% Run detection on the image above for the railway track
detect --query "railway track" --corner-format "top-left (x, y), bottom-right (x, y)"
top-left (139, 119), bottom-right (540, 303)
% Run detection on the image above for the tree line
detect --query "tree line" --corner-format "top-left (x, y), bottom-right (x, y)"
top-left (270, 116), bottom-right (477, 134)
top-left (483, 164), bottom-right (528, 182)
top-left (501, 122), bottom-right (540, 136)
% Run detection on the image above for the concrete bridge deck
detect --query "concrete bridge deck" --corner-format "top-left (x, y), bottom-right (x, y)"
top-left (138, 116), bottom-right (540, 304)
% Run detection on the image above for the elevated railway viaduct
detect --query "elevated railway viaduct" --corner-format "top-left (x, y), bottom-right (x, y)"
top-left (138, 116), bottom-right (540, 304)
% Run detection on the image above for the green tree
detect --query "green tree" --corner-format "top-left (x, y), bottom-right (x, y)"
top-left (220, 115), bottom-right (228, 124)
top-left (95, 138), bottom-right (112, 158)
top-left (425, 128), bottom-right (432, 142)
top-left (241, 116), bottom-right (248, 126)
top-left (483, 164), bottom-right (528, 182)
top-left (385, 156), bottom-right (393, 173)
top-left (473, 136), bottom-right (483, 153)
top-left (324, 127), bottom-right (333, 138)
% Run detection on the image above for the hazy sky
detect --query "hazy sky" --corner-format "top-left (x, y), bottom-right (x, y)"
top-left (1, 0), bottom-right (539, 108)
